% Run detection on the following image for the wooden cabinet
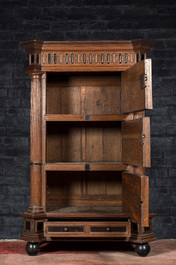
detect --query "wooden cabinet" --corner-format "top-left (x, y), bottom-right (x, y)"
top-left (20, 40), bottom-right (156, 257)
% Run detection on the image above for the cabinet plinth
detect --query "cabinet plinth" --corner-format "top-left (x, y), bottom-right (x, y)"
top-left (20, 40), bottom-right (156, 256)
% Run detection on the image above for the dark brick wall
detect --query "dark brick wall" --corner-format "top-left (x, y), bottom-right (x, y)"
top-left (0, 0), bottom-right (176, 239)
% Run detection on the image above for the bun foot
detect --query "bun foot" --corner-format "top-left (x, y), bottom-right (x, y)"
top-left (135, 243), bottom-right (150, 257)
top-left (25, 242), bottom-right (40, 256)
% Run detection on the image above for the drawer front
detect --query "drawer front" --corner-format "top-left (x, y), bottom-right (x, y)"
top-left (44, 222), bottom-right (85, 237)
top-left (89, 222), bottom-right (131, 237)
top-left (44, 221), bottom-right (131, 238)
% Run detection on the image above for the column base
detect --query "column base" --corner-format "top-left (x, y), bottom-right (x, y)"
top-left (20, 211), bottom-right (46, 243)
top-left (129, 213), bottom-right (156, 244)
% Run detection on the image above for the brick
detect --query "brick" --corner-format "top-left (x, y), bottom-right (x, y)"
top-left (7, 186), bottom-right (29, 195)
top-left (149, 188), bottom-right (176, 205)
top-left (15, 7), bottom-right (42, 20)
top-left (0, 176), bottom-right (28, 186)
top-left (149, 205), bottom-right (169, 215)
top-left (84, 0), bottom-right (176, 5)
top-left (65, 31), bottom-right (92, 41)
top-left (146, 28), bottom-right (176, 39)
top-left (10, 204), bottom-right (28, 214)
top-left (92, 30), bottom-right (145, 41)
top-left (3, 216), bottom-right (23, 227)
top-left (156, 178), bottom-right (171, 187)
top-left (1, 99), bottom-right (20, 108)
top-left (150, 106), bottom-right (170, 116)
top-left (41, 7), bottom-right (67, 19)
top-left (169, 168), bottom-right (176, 177)
top-left (164, 147), bottom-right (176, 158)
top-left (51, 22), bottom-right (78, 32)
top-left (0, 205), bottom-right (10, 214)
top-left (164, 158), bottom-right (176, 166)
top-left (170, 207), bottom-right (176, 215)
top-left (107, 16), bottom-right (176, 29)
top-left (151, 147), bottom-right (163, 158)
top-left (167, 125), bottom-right (176, 135)
top-left (79, 21), bottom-right (108, 31)
top-left (148, 167), bottom-right (168, 178)
top-left (1, 0), bottom-right (28, 8)
top-left (0, 89), bottom-right (8, 97)
top-left (0, 195), bottom-right (26, 205)
top-left (0, 157), bottom-right (15, 166)
top-left (7, 126), bottom-right (29, 136)
top-left (151, 137), bottom-right (173, 146)
top-left (62, 0), bottom-right (83, 6)
top-left (28, 0), bottom-right (55, 8)
top-left (0, 127), bottom-right (6, 136)
top-left (21, 99), bottom-right (30, 108)
top-left (0, 226), bottom-right (23, 239)
top-left (149, 178), bottom-right (155, 187)
top-left (155, 60), bottom-right (176, 77)
top-left (150, 122), bottom-right (166, 135)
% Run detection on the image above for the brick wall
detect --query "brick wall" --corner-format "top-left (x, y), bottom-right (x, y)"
top-left (0, 0), bottom-right (176, 239)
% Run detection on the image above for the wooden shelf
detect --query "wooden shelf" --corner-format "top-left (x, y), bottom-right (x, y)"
top-left (46, 206), bottom-right (128, 218)
top-left (44, 114), bottom-right (133, 122)
top-left (45, 162), bottom-right (130, 171)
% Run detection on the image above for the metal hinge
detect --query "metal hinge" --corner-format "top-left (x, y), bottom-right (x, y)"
top-left (85, 163), bottom-right (90, 171)
top-left (85, 115), bottom-right (90, 121)
top-left (140, 74), bottom-right (148, 89)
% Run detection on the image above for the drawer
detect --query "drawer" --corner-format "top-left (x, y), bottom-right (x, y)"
top-left (44, 222), bottom-right (85, 237)
top-left (44, 221), bottom-right (131, 238)
top-left (89, 221), bottom-right (131, 237)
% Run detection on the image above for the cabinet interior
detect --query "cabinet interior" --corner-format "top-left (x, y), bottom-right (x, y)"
top-left (46, 72), bottom-right (121, 115)
top-left (46, 171), bottom-right (122, 214)
top-left (46, 72), bottom-right (123, 215)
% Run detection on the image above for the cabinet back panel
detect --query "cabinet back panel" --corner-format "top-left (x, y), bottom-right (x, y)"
top-left (47, 122), bottom-right (122, 163)
top-left (46, 171), bottom-right (122, 209)
top-left (85, 86), bottom-right (120, 114)
top-left (47, 86), bottom-right (81, 114)
top-left (47, 122), bottom-right (82, 162)
top-left (46, 73), bottom-right (121, 115)
top-left (86, 122), bottom-right (122, 162)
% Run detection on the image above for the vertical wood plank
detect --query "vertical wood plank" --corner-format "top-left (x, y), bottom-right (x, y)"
top-left (42, 73), bottom-right (47, 211)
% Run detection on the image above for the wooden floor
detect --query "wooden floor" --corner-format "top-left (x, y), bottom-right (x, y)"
top-left (0, 240), bottom-right (176, 264)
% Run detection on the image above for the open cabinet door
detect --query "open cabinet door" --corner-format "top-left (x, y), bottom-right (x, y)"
top-left (122, 172), bottom-right (149, 227)
top-left (122, 117), bottom-right (151, 167)
top-left (121, 59), bottom-right (152, 113)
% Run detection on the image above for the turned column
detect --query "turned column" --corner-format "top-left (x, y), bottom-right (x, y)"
top-left (29, 72), bottom-right (44, 213)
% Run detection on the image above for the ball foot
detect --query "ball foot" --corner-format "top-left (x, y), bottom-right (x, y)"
top-left (135, 243), bottom-right (150, 257)
top-left (25, 242), bottom-right (40, 256)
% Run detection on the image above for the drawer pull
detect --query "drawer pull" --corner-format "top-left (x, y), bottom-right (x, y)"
top-left (64, 227), bottom-right (69, 232)
top-left (106, 227), bottom-right (111, 232)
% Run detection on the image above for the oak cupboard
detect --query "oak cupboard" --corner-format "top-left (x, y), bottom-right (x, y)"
top-left (20, 40), bottom-right (156, 256)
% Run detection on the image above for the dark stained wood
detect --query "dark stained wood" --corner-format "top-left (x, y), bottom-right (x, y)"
top-left (121, 59), bottom-right (152, 113)
top-left (46, 171), bottom-right (122, 208)
top-left (29, 73), bottom-right (44, 214)
top-left (85, 86), bottom-right (121, 114)
top-left (46, 195), bottom-right (122, 207)
top-left (122, 117), bottom-right (151, 167)
top-left (44, 221), bottom-right (131, 238)
top-left (41, 73), bottom-right (47, 212)
top-left (46, 74), bottom-right (121, 87)
top-left (47, 86), bottom-right (81, 114)
top-left (44, 114), bottom-right (133, 122)
top-left (46, 122), bottom-right (82, 162)
top-left (46, 206), bottom-right (125, 218)
top-left (86, 122), bottom-right (122, 162)
top-left (122, 172), bottom-right (149, 227)
top-left (20, 40), bottom-right (155, 247)
top-left (44, 162), bottom-right (129, 171)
